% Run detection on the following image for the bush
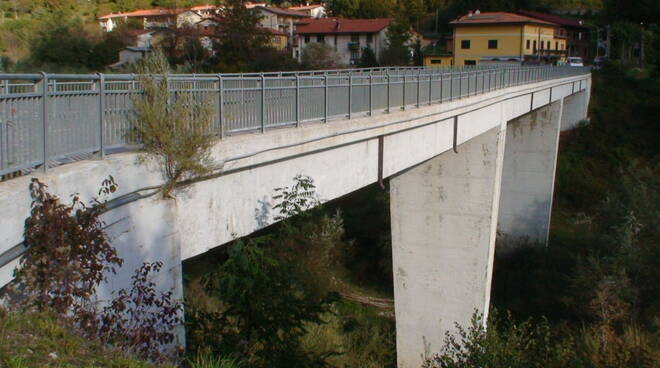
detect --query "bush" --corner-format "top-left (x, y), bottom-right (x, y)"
top-left (423, 311), bottom-right (582, 368)
top-left (301, 43), bottom-right (342, 69)
top-left (132, 49), bottom-right (216, 198)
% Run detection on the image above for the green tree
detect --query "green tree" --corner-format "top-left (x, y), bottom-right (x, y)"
top-left (211, 0), bottom-right (271, 72)
top-left (131, 49), bottom-right (216, 197)
top-left (381, 21), bottom-right (412, 66)
top-left (301, 42), bottom-right (342, 69)
top-left (193, 240), bottom-right (333, 368)
top-left (358, 46), bottom-right (379, 67)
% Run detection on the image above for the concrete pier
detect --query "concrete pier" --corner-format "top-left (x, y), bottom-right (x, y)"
top-left (498, 100), bottom-right (564, 246)
top-left (390, 126), bottom-right (505, 368)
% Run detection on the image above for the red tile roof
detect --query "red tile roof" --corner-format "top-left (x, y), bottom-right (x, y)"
top-left (255, 6), bottom-right (309, 17)
top-left (516, 10), bottom-right (588, 28)
top-left (259, 27), bottom-right (288, 36)
top-left (450, 12), bottom-right (557, 26)
top-left (99, 8), bottom-right (186, 20)
top-left (289, 4), bottom-right (324, 10)
top-left (295, 18), bottom-right (394, 34)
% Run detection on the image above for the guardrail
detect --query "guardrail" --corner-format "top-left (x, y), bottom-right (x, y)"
top-left (0, 65), bottom-right (590, 177)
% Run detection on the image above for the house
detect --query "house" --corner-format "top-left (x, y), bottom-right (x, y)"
top-left (193, 18), bottom-right (289, 51)
top-left (98, 8), bottom-right (187, 31)
top-left (109, 47), bottom-right (152, 69)
top-left (288, 3), bottom-right (326, 18)
top-left (254, 6), bottom-right (309, 39)
top-left (293, 18), bottom-right (395, 65)
top-left (98, 5), bottom-right (218, 32)
top-left (517, 10), bottom-right (591, 61)
top-left (448, 11), bottom-right (567, 66)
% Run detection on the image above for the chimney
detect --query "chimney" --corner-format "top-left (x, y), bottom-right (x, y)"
top-left (475, 9), bottom-right (480, 15)
top-left (468, 10), bottom-right (473, 17)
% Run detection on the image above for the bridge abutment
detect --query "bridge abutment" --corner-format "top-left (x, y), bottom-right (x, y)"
top-left (497, 100), bottom-right (564, 246)
top-left (389, 126), bottom-right (505, 368)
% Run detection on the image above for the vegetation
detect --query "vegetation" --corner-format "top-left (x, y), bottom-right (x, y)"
top-left (426, 64), bottom-right (660, 367)
top-left (301, 42), bottom-right (342, 70)
top-left (131, 49), bottom-right (216, 198)
top-left (0, 310), bottom-right (172, 368)
top-left (5, 177), bottom-right (184, 364)
top-left (184, 176), bottom-right (397, 368)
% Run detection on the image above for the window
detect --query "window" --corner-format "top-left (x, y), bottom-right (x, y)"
top-left (547, 41), bottom-right (551, 50)
top-left (367, 34), bottom-right (373, 43)
top-left (351, 34), bottom-right (359, 43)
top-left (304, 35), bottom-right (310, 43)
top-left (526, 39), bottom-right (530, 49)
top-left (461, 40), bottom-right (470, 49)
top-left (488, 40), bottom-right (498, 49)
top-left (533, 40), bottom-right (537, 52)
top-left (555, 41), bottom-right (558, 50)
top-left (350, 50), bottom-right (359, 63)
top-left (431, 59), bottom-right (442, 64)
top-left (464, 60), bottom-right (476, 66)
top-left (317, 35), bottom-right (325, 43)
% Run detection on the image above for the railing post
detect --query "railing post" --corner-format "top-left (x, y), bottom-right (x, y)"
top-left (402, 73), bottom-right (406, 110)
top-left (97, 73), bottom-right (105, 159)
top-left (348, 73), bottom-right (352, 119)
top-left (416, 69), bottom-right (421, 107)
top-left (428, 73), bottom-right (433, 105)
top-left (450, 71), bottom-right (454, 101)
top-left (261, 74), bottom-right (266, 133)
top-left (40, 72), bottom-right (49, 172)
top-left (218, 74), bottom-right (225, 137)
top-left (324, 73), bottom-right (328, 122)
top-left (295, 74), bottom-right (300, 127)
top-left (386, 72), bottom-right (391, 113)
top-left (369, 72), bottom-right (373, 116)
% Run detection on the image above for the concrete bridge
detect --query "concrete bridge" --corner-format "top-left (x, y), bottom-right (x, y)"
top-left (0, 66), bottom-right (590, 367)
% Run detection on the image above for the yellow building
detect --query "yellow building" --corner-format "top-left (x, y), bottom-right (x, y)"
top-left (449, 11), bottom-right (567, 66)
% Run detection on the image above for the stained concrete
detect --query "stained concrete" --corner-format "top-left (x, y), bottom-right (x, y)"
top-left (498, 100), bottom-right (564, 246)
top-left (390, 125), bottom-right (505, 368)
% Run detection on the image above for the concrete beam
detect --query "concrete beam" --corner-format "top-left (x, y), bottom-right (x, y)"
top-left (390, 125), bottom-right (505, 368)
top-left (498, 100), bottom-right (563, 246)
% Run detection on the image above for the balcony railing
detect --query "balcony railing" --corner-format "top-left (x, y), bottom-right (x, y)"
top-left (0, 65), bottom-right (590, 178)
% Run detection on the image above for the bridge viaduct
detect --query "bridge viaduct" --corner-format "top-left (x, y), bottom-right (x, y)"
top-left (0, 66), bottom-right (590, 367)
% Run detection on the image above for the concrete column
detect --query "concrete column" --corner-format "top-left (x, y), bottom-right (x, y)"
top-left (498, 100), bottom-right (563, 246)
top-left (390, 126), bottom-right (505, 368)
top-left (560, 89), bottom-right (588, 131)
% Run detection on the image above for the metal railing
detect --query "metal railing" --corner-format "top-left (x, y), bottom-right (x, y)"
top-left (0, 65), bottom-right (590, 176)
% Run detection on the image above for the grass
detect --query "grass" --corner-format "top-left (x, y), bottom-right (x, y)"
top-left (300, 300), bottom-right (396, 368)
top-left (0, 309), bottom-right (172, 368)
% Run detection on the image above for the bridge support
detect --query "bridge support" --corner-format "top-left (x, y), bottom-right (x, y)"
top-left (561, 89), bottom-right (589, 131)
top-left (497, 100), bottom-right (564, 247)
top-left (390, 126), bottom-right (505, 368)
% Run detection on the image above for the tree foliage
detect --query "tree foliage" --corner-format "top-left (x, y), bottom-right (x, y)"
top-left (131, 49), bottom-right (216, 197)
top-left (301, 42), bottom-right (342, 69)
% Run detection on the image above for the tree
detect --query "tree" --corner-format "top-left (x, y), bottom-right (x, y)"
top-left (358, 46), bottom-right (379, 67)
top-left (131, 49), bottom-right (216, 197)
top-left (211, 0), bottom-right (271, 72)
top-left (381, 22), bottom-right (412, 66)
top-left (301, 42), bottom-right (342, 69)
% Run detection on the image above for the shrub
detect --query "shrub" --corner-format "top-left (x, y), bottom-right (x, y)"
top-left (132, 49), bottom-right (216, 198)
top-left (423, 311), bottom-right (582, 368)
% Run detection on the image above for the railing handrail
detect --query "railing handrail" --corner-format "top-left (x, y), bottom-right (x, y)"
top-left (0, 65), bottom-right (591, 179)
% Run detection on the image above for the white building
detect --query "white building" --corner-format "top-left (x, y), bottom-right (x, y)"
top-left (288, 3), bottom-right (326, 18)
top-left (294, 18), bottom-right (394, 65)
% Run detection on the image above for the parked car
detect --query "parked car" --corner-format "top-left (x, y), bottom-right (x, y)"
top-left (567, 57), bottom-right (584, 67)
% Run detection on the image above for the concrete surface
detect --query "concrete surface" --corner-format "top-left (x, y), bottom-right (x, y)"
top-left (498, 100), bottom-right (564, 246)
top-left (390, 124), bottom-right (505, 368)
